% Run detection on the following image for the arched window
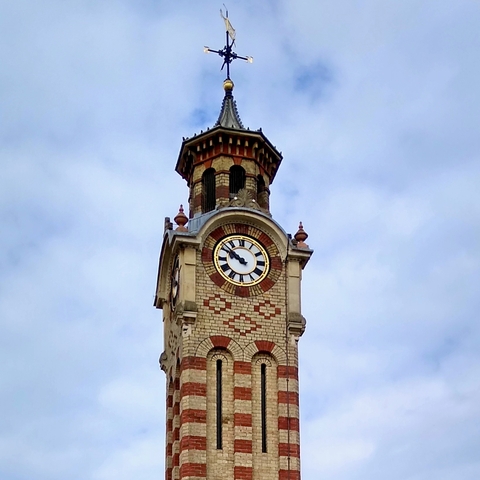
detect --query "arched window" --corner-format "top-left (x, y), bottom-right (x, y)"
top-left (216, 358), bottom-right (223, 449)
top-left (202, 168), bottom-right (216, 213)
top-left (260, 362), bottom-right (267, 452)
top-left (207, 349), bottom-right (234, 478)
top-left (252, 353), bottom-right (278, 476)
top-left (229, 165), bottom-right (245, 196)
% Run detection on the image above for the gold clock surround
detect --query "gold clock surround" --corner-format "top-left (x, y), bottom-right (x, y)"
top-left (202, 223), bottom-right (283, 297)
top-left (213, 234), bottom-right (270, 286)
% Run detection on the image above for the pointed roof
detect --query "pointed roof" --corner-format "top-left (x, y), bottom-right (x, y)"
top-left (214, 79), bottom-right (245, 129)
top-left (175, 79), bottom-right (283, 186)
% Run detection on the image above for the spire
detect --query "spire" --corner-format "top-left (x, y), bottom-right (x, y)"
top-left (214, 79), bottom-right (244, 129)
top-left (204, 10), bottom-right (252, 130)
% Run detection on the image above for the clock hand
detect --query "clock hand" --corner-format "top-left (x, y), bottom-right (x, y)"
top-left (226, 247), bottom-right (248, 265)
top-left (236, 254), bottom-right (247, 265)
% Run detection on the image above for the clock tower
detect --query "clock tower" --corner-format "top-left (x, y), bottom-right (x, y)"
top-left (154, 25), bottom-right (312, 480)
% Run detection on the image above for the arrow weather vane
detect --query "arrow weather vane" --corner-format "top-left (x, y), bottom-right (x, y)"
top-left (204, 7), bottom-right (253, 80)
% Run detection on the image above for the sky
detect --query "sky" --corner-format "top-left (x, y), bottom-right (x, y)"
top-left (1, 0), bottom-right (479, 479)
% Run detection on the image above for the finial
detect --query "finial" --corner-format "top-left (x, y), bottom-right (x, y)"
top-left (174, 205), bottom-right (188, 232)
top-left (203, 8), bottom-right (253, 82)
top-left (294, 222), bottom-right (309, 248)
top-left (223, 78), bottom-right (234, 93)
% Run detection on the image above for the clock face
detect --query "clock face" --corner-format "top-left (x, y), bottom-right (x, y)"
top-left (170, 255), bottom-right (180, 310)
top-left (213, 235), bottom-right (270, 286)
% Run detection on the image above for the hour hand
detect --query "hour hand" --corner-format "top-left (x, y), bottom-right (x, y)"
top-left (237, 255), bottom-right (247, 265)
top-left (228, 249), bottom-right (247, 265)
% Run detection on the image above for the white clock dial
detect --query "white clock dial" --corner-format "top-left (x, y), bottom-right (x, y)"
top-left (213, 235), bottom-right (269, 286)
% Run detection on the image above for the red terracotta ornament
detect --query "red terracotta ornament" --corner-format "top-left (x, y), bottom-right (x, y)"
top-left (294, 222), bottom-right (309, 248)
top-left (174, 205), bottom-right (188, 232)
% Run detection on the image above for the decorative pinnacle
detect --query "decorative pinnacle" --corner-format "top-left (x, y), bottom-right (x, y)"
top-left (294, 222), bottom-right (309, 249)
top-left (174, 205), bottom-right (188, 232)
top-left (203, 8), bottom-right (253, 82)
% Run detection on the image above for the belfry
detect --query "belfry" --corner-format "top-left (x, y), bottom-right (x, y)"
top-left (154, 14), bottom-right (313, 480)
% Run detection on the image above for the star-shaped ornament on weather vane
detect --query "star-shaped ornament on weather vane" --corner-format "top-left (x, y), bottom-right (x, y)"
top-left (204, 7), bottom-right (253, 80)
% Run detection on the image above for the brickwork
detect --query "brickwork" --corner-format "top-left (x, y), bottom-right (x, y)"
top-left (188, 155), bottom-right (272, 216)
top-left (166, 380), bottom-right (174, 480)
top-left (252, 353), bottom-right (279, 479)
top-left (159, 212), bottom-right (308, 480)
top-left (172, 371), bottom-right (181, 480)
top-left (206, 349), bottom-right (235, 480)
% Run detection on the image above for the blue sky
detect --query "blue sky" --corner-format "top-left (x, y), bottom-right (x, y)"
top-left (1, 1), bottom-right (479, 479)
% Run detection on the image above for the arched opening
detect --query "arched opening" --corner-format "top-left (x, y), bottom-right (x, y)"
top-left (229, 165), bottom-right (245, 196)
top-left (202, 168), bottom-right (216, 213)
top-left (256, 174), bottom-right (265, 195)
top-left (207, 349), bottom-right (234, 478)
top-left (256, 174), bottom-right (268, 210)
top-left (252, 353), bottom-right (279, 477)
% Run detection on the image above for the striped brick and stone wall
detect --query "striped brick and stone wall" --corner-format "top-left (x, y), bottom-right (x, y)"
top-left (159, 214), bottom-right (308, 480)
top-left (166, 335), bottom-right (301, 480)
top-left (189, 155), bottom-right (270, 217)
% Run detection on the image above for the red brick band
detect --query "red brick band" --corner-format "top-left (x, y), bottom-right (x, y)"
top-left (179, 462), bottom-right (207, 478)
top-left (278, 365), bottom-right (299, 380)
top-left (181, 382), bottom-right (207, 397)
top-left (279, 442), bottom-right (300, 457)
top-left (278, 416), bottom-right (300, 431)
top-left (181, 408), bottom-right (207, 424)
top-left (234, 386), bottom-right (252, 401)
top-left (278, 391), bottom-right (299, 406)
top-left (234, 439), bottom-right (252, 453)
top-left (279, 470), bottom-right (300, 480)
top-left (181, 356), bottom-right (207, 372)
top-left (234, 466), bottom-right (253, 480)
top-left (180, 435), bottom-right (207, 451)
top-left (193, 193), bottom-right (202, 209)
top-left (216, 184), bottom-right (230, 198)
top-left (234, 361), bottom-right (251, 375)
top-left (234, 413), bottom-right (252, 427)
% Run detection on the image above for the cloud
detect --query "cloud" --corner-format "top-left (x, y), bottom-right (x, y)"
top-left (1, 0), bottom-right (479, 479)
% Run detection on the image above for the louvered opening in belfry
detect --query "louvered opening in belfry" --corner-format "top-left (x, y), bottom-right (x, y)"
top-left (202, 168), bottom-right (216, 213)
top-left (229, 165), bottom-right (245, 196)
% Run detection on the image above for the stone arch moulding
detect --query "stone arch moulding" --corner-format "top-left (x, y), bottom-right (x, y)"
top-left (195, 335), bottom-right (244, 362)
top-left (244, 340), bottom-right (287, 364)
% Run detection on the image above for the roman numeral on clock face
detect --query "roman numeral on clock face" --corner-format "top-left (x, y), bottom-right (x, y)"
top-left (220, 263), bottom-right (230, 272)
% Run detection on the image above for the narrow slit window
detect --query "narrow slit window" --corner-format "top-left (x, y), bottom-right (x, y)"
top-left (216, 359), bottom-right (223, 449)
top-left (261, 363), bottom-right (267, 453)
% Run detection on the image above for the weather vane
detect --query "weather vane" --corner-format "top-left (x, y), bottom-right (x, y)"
top-left (204, 6), bottom-right (253, 80)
